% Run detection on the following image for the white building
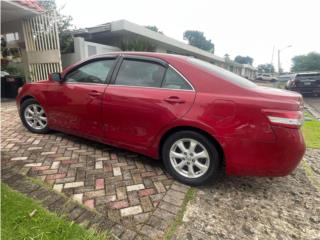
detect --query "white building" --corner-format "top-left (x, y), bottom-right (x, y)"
top-left (66, 19), bottom-right (256, 80)
top-left (1, 0), bottom-right (62, 82)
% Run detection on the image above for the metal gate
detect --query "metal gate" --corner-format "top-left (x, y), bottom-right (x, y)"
top-left (22, 11), bottom-right (62, 82)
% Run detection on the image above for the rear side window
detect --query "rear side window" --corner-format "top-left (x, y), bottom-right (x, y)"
top-left (115, 60), bottom-right (165, 87)
top-left (65, 59), bottom-right (115, 84)
top-left (295, 73), bottom-right (320, 81)
top-left (162, 67), bottom-right (192, 90)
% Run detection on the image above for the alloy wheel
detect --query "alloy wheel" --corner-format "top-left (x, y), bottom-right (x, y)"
top-left (24, 104), bottom-right (47, 130)
top-left (169, 138), bottom-right (210, 178)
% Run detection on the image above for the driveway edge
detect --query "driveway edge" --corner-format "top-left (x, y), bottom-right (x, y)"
top-left (304, 103), bottom-right (320, 120)
top-left (1, 165), bottom-right (141, 240)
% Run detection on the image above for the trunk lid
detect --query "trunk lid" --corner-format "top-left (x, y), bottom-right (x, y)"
top-left (253, 86), bottom-right (303, 110)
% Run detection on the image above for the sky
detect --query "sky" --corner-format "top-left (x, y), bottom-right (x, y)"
top-left (56, 0), bottom-right (320, 71)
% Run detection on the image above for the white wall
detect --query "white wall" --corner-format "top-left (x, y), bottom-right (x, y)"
top-left (61, 37), bottom-right (120, 68)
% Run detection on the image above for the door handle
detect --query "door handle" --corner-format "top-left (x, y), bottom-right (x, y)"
top-left (88, 90), bottom-right (102, 97)
top-left (164, 96), bottom-right (186, 104)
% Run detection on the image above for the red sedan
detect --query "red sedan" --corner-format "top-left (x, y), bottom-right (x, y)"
top-left (16, 52), bottom-right (306, 185)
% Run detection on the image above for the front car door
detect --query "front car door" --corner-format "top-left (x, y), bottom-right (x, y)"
top-left (45, 57), bottom-right (117, 140)
top-left (102, 56), bottom-right (196, 152)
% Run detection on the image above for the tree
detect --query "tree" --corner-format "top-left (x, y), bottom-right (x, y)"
top-left (291, 52), bottom-right (320, 72)
top-left (145, 25), bottom-right (163, 34)
top-left (257, 64), bottom-right (275, 73)
top-left (120, 38), bottom-right (156, 51)
top-left (234, 55), bottom-right (253, 65)
top-left (38, 0), bottom-right (75, 54)
top-left (183, 30), bottom-right (214, 53)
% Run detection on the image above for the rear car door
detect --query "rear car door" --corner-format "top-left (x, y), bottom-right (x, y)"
top-left (45, 57), bottom-right (117, 140)
top-left (102, 56), bottom-right (196, 150)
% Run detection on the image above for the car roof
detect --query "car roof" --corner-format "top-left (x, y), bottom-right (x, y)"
top-left (295, 72), bottom-right (320, 76)
top-left (62, 52), bottom-right (190, 76)
top-left (279, 74), bottom-right (294, 77)
top-left (91, 51), bottom-right (188, 61)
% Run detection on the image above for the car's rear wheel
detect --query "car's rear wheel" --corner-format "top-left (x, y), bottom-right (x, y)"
top-left (20, 99), bottom-right (49, 134)
top-left (162, 130), bottom-right (220, 186)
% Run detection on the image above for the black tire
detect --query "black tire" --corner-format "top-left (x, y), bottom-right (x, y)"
top-left (162, 130), bottom-right (220, 186)
top-left (20, 98), bottom-right (50, 134)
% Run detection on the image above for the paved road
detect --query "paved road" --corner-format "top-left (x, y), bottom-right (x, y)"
top-left (174, 149), bottom-right (320, 240)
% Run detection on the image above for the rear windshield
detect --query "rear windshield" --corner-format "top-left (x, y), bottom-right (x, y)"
top-left (296, 73), bottom-right (320, 81)
top-left (188, 57), bottom-right (257, 88)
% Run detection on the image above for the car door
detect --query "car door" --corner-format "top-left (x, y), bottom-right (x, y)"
top-left (45, 57), bottom-right (117, 140)
top-left (102, 56), bottom-right (196, 150)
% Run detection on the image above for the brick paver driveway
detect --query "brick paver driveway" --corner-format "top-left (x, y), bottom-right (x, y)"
top-left (1, 100), bottom-right (189, 238)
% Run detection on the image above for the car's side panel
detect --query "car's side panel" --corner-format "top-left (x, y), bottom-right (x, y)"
top-left (44, 82), bottom-right (106, 140)
top-left (16, 81), bottom-right (50, 112)
top-left (102, 85), bottom-right (196, 150)
top-left (146, 118), bottom-right (226, 159)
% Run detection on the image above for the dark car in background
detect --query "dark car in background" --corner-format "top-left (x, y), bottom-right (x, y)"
top-left (286, 72), bottom-right (320, 96)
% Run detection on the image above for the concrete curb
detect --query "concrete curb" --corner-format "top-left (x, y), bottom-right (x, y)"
top-left (1, 165), bottom-right (143, 240)
top-left (304, 103), bottom-right (320, 121)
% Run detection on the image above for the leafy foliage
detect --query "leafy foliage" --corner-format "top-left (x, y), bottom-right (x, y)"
top-left (1, 183), bottom-right (108, 240)
top-left (145, 25), bottom-right (163, 34)
top-left (291, 52), bottom-right (320, 72)
top-left (257, 63), bottom-right (275, 73)
top-left (38, 0), bottom-right (75, 54)
top-left (303, 112), bottom-right (320, 149)
top-left (120, 38), bottom-right (156, 51)
top-left (234, 55), bottom-right (254, 65)
top-left (183, 30), bottom-right (214, 53)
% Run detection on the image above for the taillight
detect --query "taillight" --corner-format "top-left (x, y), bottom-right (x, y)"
top-left (262, 109), bottom-right (304, 129)
top-left (18, 87), bottom-right (22, 94)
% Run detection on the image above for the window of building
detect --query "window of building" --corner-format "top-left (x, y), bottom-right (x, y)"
top-left (88, 45), bottom-right (97, 56)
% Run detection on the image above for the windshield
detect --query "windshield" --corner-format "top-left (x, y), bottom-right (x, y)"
top-left (188, 57), bottom-right (257, 88)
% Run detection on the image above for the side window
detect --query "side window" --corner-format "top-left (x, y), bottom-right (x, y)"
top-left (65, 59), bottom-right (115, 84)
top-left (162, 67), bottom-right (192, 90)
top-left (115, 60), bottom-right (165, 87)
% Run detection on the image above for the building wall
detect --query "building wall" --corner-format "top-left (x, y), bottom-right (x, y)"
top-left (61, 37), bottom-right (256, 80)
top-left (61, 37), bottom-right (121, 68)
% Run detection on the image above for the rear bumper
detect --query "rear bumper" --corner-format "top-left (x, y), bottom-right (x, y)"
top-left (287, 87), bottom-right (320, 94)
top-left (224, 126), bottom-right (306, 176)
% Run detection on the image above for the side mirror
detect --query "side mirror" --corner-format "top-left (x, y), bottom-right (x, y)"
top-left (49, 72), bottom-right (63, 82)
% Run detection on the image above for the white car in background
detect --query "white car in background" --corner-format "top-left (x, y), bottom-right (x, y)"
top-left (256, 73), bottom-right (277, 82)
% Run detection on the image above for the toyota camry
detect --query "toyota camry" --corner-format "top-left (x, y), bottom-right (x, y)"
top-left (16, 52), bottom-right (306, 185)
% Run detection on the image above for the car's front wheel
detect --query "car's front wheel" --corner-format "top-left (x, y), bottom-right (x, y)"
top-left (162, 130), bottom-right (220, 186)
top-left (20, 99), bottom-right (49, 134)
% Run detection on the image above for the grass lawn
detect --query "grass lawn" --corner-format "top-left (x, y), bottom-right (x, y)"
top-left (1, 183), bottom-right (108, 240)
top-left (303, 111), bottom-right (320, 149)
